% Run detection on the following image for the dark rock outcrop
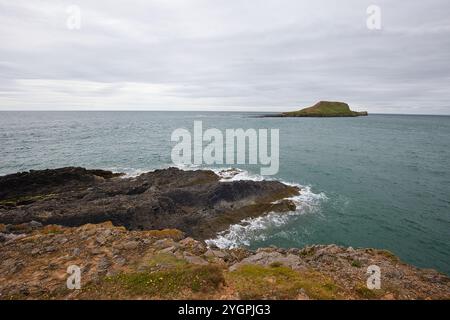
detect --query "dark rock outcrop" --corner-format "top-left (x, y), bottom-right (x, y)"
top-left (0, 167), bottom-right (122, 201)
top-left (0, 167), bottom-right (299, 239)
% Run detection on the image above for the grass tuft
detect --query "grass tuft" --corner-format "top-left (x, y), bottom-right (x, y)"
top-left (228, 265), bottom-right (340, 300)
top-left (104, 264), bottom-right (225, 297)
top-left (355, 283), bottom-right (385, 299)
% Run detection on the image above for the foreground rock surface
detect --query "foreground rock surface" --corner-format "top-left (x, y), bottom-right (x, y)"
top-left (0, 222), bottom-right (448, 300)
top-left (0, 167), bottom-right (298, 240)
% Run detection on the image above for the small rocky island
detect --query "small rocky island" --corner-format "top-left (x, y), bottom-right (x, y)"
top-left (0, 167), bottom-right (448, 300)
top-left (269, 101), bottom-right (368, 117)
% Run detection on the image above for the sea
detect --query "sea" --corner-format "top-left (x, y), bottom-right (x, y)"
top-left (0, 111), bottom-right (449, 275)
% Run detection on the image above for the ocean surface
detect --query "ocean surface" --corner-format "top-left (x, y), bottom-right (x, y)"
top-left (0, 111), bottom-right (449, 275)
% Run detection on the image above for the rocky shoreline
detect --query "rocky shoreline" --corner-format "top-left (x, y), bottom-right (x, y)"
top-left (0, 167), bottom-right (298, 240)
top-left (0, 168), bottom-right (449, 300)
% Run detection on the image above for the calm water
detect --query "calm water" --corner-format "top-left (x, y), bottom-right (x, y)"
top-left (0, 111), bottom-right (449, 275)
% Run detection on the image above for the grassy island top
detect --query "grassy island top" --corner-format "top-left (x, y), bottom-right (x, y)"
top-left (281, 101), bottom-right (368, 117)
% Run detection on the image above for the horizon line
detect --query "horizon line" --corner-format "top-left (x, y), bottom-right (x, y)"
top-left (1, 110), bottom-right (450, 116)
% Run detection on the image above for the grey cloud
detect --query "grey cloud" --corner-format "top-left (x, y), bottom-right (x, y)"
top-left (0, 0), bottom-right (449, 113)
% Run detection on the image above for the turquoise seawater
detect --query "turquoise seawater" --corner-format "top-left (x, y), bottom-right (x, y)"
top-left (0, 111), bottom-right (449, 275)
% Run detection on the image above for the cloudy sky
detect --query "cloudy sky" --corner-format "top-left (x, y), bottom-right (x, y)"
top-left (0, 0), bottom-right (449, 114)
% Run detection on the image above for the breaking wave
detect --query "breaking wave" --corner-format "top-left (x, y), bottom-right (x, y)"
top-left (106, 165), bottom-right (327, 249)
top-left (205, 168), bottom-right (327, 249)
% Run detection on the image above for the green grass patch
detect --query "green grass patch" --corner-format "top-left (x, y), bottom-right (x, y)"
top-left (228, 265), bottom-right (340, 300)
top-left (355, 284), bottom-right (385, 299)
top-left (147, 252), bottom-right (189, 269)
top-left (104, 264), bottom-right (225, 298)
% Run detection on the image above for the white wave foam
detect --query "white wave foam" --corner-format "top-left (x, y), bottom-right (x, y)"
top-left (114, 164), bottom-right (266, 182)
top-left (105, 167), bottom-right (154, 178)
top-left (169, 164), bottom-right (264, 182)
top-left (123, 168), bottom-right (152, 178)
top-left (106, 165), bottom-right (326, 249)
top-left (211, 167), bottom-right (265, 182)
top-left (205, 183), bottom-right (327, 249)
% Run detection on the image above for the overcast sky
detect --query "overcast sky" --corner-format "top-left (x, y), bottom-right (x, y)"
top-left (0, 0), bottom-right (449, 114)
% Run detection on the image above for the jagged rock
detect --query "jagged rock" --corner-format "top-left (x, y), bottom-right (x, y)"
top-left (160, 246), bottom-right (177, 253)
top-left (120, 241), bottom-right (139, 251)
top-left (0, 167), bottom-right (122, 200)
top-left (29, 221), bottom-right (43, 229)
top-left (71, 248), bottom-right (81, 257)
top-left (3, 233), bottom-right (26, 244)
top-left (114, 255), bottom-right (127, 266)
top-left (44, 246), bottom-right (56, 253)
top-left (153, 239), bottom-right (174, 250)
top-left (97, 257), bottom-right (111, 272)
top-left (183, 253), bottom-right (208, 265)
top-left (96, 235), bottom-right (107, 245)
top-left (205, 249), bottom-right (229, 260)
top-left (230, 251), bottom-right (304, 271)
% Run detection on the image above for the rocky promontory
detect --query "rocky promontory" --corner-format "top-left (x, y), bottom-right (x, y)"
top-left (0, 167), bottom-right (298, 240)
top-left (0, 168), bottom-right (448, 300)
